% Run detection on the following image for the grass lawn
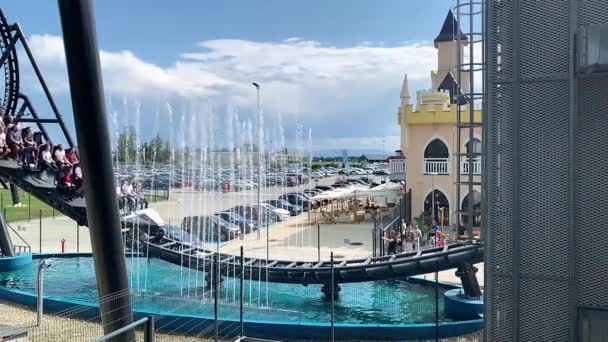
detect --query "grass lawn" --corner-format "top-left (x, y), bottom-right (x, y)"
top-left (0, 189), bottom-right (167, 222)
top-left (0, 188), bottom-right (168, 223)
top-left (0, 189), bottom-right (59, 223)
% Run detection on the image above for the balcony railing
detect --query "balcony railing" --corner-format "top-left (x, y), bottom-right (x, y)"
top-left (424, 158), bottom-right (449, 175)
top-left (389, 159), bottom-right (405, 181)
top-left (389, 159), bottom-right (405, 173)
top-left (460, 157), bottom-right (482, 175)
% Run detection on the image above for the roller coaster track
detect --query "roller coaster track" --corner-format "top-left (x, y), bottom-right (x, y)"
top-left (146, 237), bottom-right (483, 285)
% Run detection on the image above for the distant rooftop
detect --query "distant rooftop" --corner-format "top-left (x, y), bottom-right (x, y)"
top-left (434, 10), bottom-right (468, 47)
top-left (437, 72), bottom-right (468, 105)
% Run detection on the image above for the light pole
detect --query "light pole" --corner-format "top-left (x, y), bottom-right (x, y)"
top-left (382, 138), bottom-right (386, 157)
top-left (252, 82), bottom-right (261, 240)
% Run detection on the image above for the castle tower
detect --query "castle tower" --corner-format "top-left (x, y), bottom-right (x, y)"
top-left (397, 8), bottom-right (482, 227)
top-left (400, 73), bottom-right (411, 107)
top-left (431, 10), bottom-right (469, 94)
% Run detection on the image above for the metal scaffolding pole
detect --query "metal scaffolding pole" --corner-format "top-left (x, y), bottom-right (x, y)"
top-left (57, 1), bottom-right (134, 340)
top-left (454, 0), bottom-right (484, 241)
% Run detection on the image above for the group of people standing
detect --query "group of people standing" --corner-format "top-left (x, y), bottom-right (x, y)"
top-left (383, 219), bottom-right (447, 255)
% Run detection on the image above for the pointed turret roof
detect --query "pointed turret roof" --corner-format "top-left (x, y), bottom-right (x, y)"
top-left (434, 10), bottom-right (468, 47)
top-left (437, 72), bottom-right (468, 105)
top-left (400, 73), bottom-right (411, 99)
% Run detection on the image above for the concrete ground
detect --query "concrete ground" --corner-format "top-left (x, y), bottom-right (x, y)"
top-left (0, 300), bottom-right (211, 341)
top-left (219, 214), bottom-right (375, 262)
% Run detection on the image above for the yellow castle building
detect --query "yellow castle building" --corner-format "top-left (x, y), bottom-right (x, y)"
top-left (397, 10), bottom-right (481, 228)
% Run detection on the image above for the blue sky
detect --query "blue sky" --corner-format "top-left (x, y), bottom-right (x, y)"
top-left (3, 0), bottom-right (453, 153)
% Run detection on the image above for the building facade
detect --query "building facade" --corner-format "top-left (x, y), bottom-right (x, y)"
top-left (398, 10), bottom-right (481, 227)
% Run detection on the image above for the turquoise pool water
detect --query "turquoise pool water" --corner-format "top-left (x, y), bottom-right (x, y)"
top-left (0, 257), bottom-right (447, 325)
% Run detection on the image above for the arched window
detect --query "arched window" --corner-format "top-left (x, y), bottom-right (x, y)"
top-left (461, 190), bottom-right (481, 226)
top-left (465, 138), bottom-right (482, 154)
top-left (424, 189), bottom-right (450, 225)
top-left (424, 139), bottom-right (449, 159)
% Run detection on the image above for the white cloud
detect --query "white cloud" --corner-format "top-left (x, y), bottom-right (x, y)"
top-left (27, 34), bottom-right (435, 109)
top-left (23, 34), bottom-right (437, 147)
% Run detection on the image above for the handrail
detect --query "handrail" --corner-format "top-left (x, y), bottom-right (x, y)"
top-left (382, 216), bottom-right (400, 232)
top-left (95, 316), bottom-right (155, 342)
top-left (7, 223), bottom-right (30, 250)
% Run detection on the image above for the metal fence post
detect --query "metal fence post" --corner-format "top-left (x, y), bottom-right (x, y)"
top-left (240, 246), bottom-right (244, 338)
top-left (37, 259), bottom-right (51, 327)
top-left (330, 251), bottom-right (335, 342)
top-left (317, 224), bottom-right (321, 262)
top-left (372, 218), bottom-right (377, 258)
top-left (214, 253), bottom-right (219, 342)
top-left (77, 223), bottom-right (80, 253)
top-left (28, 193), bottom-right (31, 221)
top-left (39, 209), bottom-right (42, 254)
top-left (435, 259), bottom-right (439, 342)
top-left (144, 315), bottom-right (155, 342)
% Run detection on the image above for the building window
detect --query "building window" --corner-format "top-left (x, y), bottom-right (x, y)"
top-left (423, 139), bottom-right (450, 175)
top-left (424, 138), bottom-right (449, 159)
top-left (465, 138), bottom-right (482, 154)
top-left (461, 190), bottom-right (481, 226)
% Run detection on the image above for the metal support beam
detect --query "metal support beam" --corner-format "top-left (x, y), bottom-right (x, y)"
top-left (0, 207), bottom-right (15, 257)
top-left (16, 94), bottom-right (53, 144)
top-left (9, 184), bottom-right (20, 205)
top-left (14, 23), bottom-right (75, 147)
top-left (57, 1), bottom-right (133, 340)
top-left (456, 262), bottom-right (482, 298)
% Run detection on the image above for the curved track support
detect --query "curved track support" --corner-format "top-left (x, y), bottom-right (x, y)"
top-left (0, 208), bottom-right (14, 257)
top-left (0, 10), bottom-right (19, 117)
top-left (321, 281), bottom-right (341, 300)
top-left (455, 262), bottom-right (481, 298)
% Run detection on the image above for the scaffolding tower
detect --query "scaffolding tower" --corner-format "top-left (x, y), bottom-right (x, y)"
top-left (454, 0), bottom-right (484, 241)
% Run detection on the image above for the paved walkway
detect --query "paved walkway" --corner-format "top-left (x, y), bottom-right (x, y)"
top-left (218, 214), bottom-right (374, 262)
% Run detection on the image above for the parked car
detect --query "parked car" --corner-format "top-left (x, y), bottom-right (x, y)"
top-left (182, 215), bottom-right (240, 241)
top-left (264, 199), bottom-right (302, 216)
top-left (278, 193), bottom-right (312, 211)
top-left (215, 211), bottom-right (256, 234)
top-left (231, 205), bottom-right (275, 225)
top-left (260, 203), bottom-right (290, 221)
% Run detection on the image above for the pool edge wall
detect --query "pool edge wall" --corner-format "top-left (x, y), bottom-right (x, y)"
top-left (0, 253), bottom-right (483, 340)
top-left (0, 253), bottom-right (32, 271)
top-left (444, 288), bottom-right (484, 321)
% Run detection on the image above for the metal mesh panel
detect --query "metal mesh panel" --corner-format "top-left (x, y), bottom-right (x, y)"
top-left (519, 278), bottom-right (570, 341)
top-left (520, 0), bottom-right (570, 79)
top-left (579, 0), bottom-right (608, 25)
top-left (519, 81), bottom-right (570, 278)
top-left (488, 84), bottom-right (514, 273)
top-left (490, 0), bottom-right (513, 81)
top-left (488, 275), bottom-right (515, 342)
top-left (576, 78), bottom-right (608, 308)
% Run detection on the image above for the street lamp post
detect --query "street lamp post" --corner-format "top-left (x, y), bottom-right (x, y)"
top-left (429, 172), bottom-right (438, 224)
top-left (252, 83), bottom-right (261, 240)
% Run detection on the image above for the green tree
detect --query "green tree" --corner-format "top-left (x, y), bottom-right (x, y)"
top-left (116, 126), bottom-right (137, 163)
